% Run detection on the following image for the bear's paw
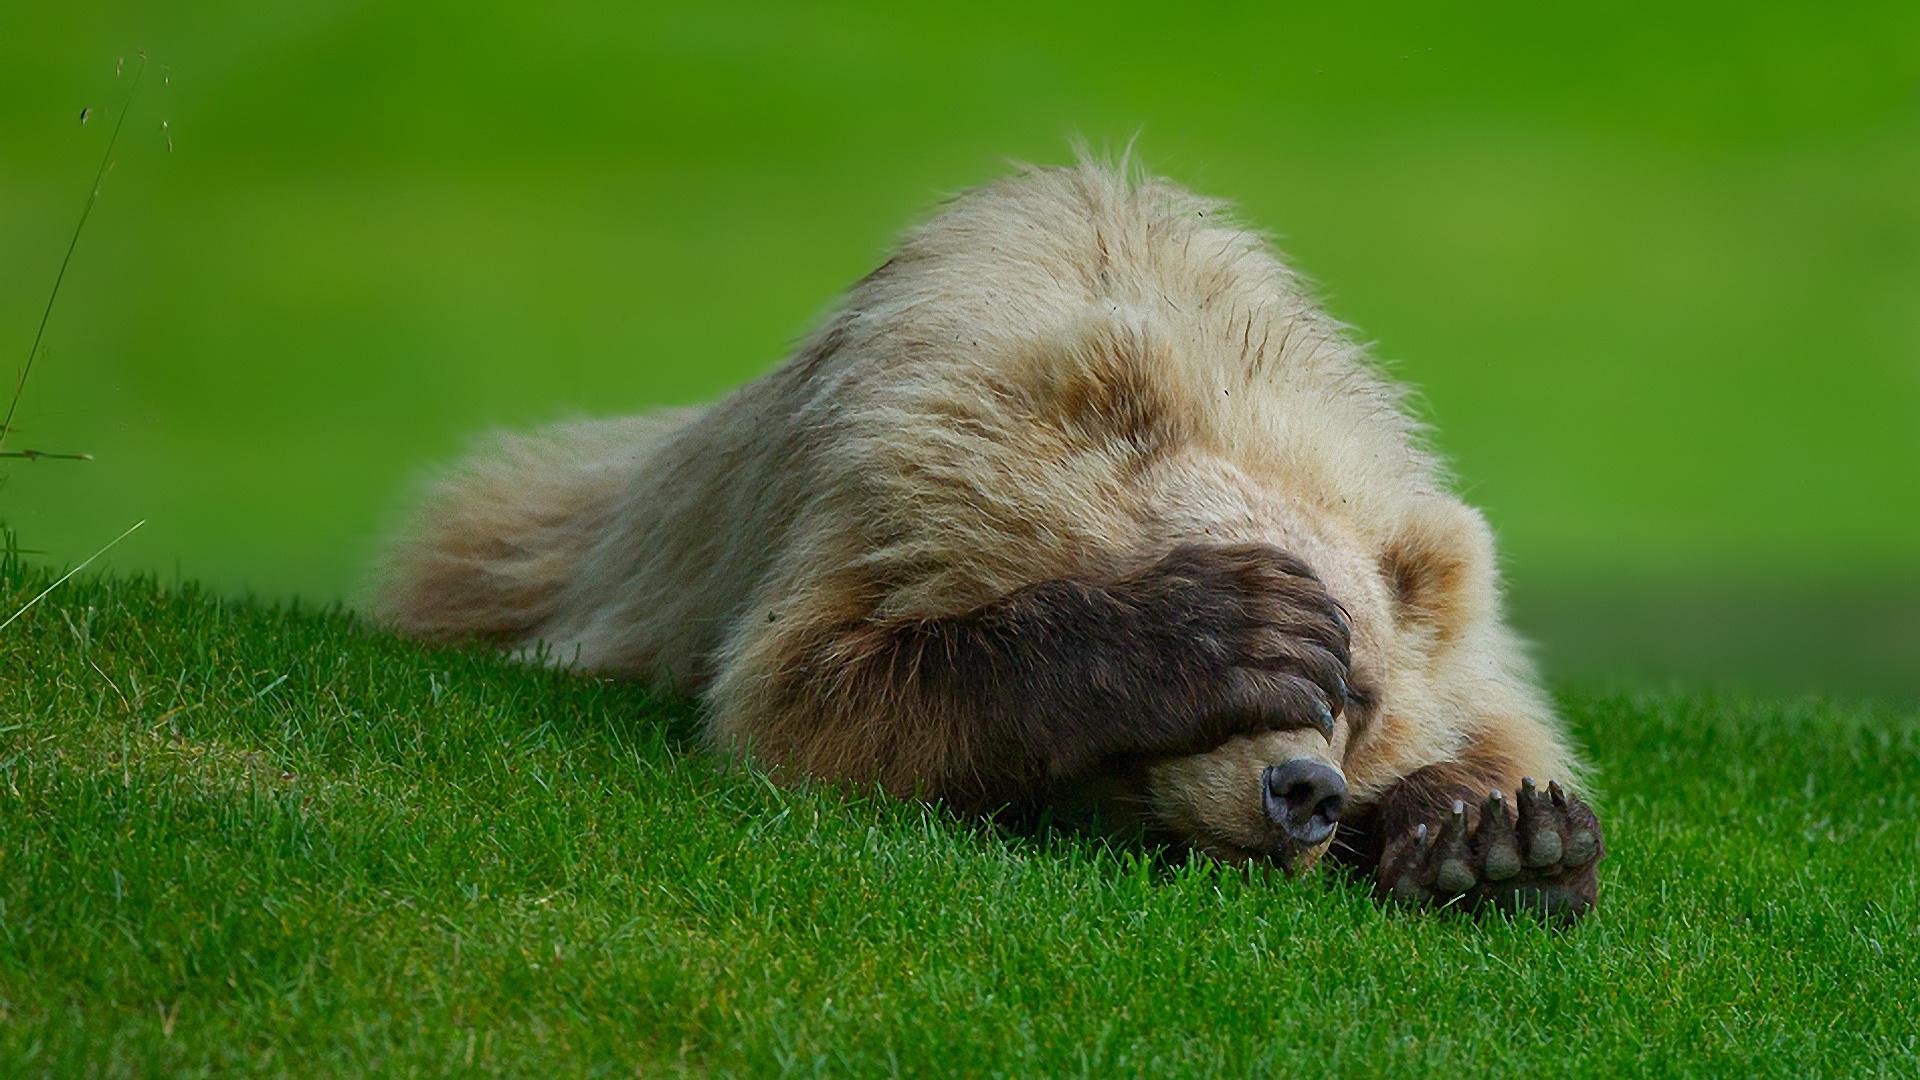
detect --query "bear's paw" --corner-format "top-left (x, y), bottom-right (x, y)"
top-left (1379, 777), bottom-right (1604, 923)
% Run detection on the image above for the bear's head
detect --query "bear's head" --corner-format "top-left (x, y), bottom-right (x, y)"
top-left (1050, 493), bottom-right (1502, 871)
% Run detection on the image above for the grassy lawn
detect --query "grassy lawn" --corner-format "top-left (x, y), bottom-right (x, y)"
top-left (4, 560), bottom-right (1917, 1078)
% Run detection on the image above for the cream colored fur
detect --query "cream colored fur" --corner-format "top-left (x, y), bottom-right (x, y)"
top-left (372, 161), bottom-right (1581, 853)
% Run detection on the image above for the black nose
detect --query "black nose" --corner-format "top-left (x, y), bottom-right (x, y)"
top-left (1263, 759), bottom-right (1347, 847)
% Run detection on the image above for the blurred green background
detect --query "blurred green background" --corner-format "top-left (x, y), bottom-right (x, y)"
top-left (3, 1), bottom-right (1916, 697)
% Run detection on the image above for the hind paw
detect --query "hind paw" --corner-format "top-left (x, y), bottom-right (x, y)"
top-left (1378, 778), bottom-right (1604, 921)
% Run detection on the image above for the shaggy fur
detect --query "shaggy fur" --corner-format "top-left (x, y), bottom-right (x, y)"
top-left (373, 161), bottom-right (1601, 916)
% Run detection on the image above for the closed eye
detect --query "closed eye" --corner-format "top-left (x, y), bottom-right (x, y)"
top-left (1341, 683), bottom-right (1379, 744)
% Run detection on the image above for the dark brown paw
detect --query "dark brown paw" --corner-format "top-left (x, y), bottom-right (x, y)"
top-left (1378, 778), bottom-right (1604, 922)
top-left (1136, 543), bottom-right (1352, 746)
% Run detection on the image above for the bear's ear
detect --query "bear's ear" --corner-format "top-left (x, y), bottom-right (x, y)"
top-left (1379, 498), bottom-right (1497, 643)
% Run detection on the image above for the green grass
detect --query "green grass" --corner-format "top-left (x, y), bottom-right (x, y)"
top-left (4, 563), bottom-right (1918, 1077)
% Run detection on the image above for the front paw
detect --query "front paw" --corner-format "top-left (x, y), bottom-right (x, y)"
top-left (1138, 543), bottom-right (1353, 745)
top-left (1378, 778), bottom-right (1604, 922)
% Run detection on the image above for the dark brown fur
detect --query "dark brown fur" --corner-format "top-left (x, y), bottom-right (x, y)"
top-left (744, 543), bottom-right (1352, 814)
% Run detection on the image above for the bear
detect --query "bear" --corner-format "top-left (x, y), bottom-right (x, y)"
top-left (372, 160), bottom-right (1605, 919)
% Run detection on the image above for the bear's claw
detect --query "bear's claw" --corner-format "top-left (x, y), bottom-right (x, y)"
top-left (1376, 777), bottom-right (1604, 922)
top-left (1518, 777), bottom-right (1563, 867)
top-left (1433, 800), bottom-right (1476, 895)
top-left (1474, 790), bottom-right (1523, 881)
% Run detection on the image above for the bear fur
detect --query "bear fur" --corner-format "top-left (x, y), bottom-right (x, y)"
top-left (372, 161), bottom-right (1604, 918)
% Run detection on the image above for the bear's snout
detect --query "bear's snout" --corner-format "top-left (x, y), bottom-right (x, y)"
top-left (1263, 759), bottom-right (1347, 847)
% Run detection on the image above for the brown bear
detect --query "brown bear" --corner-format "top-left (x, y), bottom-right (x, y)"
top-left (372, 160), bottom-right (1605, 919)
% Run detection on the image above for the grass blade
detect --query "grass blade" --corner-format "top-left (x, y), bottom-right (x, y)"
top-left (0, 52), bottom-right (146, 455)
top-left (0, 518), bottom-right (144, 632)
